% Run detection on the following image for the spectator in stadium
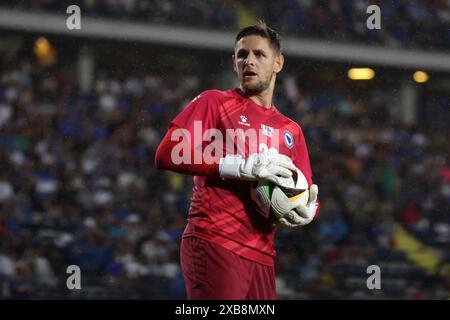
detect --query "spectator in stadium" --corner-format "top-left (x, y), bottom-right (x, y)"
top-left (3, 1), bottom-right (450, 50)
top-left (155, 21), bottom-right (320, 299)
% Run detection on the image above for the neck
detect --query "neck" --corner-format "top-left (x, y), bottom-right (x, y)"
top-left (240, 86), bottom-right (274, 109)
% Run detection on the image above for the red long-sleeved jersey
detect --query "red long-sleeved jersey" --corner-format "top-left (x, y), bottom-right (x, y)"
top-left (155, 88), bottom-right (318, 266)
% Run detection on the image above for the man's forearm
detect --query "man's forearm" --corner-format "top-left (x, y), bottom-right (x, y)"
top-left (154, 126), bottom-right (219, 177)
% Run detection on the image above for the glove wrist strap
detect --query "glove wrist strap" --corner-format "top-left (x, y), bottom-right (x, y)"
top-left (219, 154), bottom-right (243, 178)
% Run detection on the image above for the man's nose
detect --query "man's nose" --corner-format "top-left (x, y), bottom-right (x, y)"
top-left (244, 53), bottom-right (256, 66)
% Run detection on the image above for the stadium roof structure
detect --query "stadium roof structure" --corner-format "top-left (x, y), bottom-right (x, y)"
top-left (1, 8), bottom-right (450, 72)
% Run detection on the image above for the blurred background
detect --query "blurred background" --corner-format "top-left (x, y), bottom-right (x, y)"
top-left (0, 0), bottom-right (449, 300)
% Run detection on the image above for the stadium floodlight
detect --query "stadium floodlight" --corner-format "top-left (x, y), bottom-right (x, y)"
top-left (347, 68), bottom-right (375, 80)
top-left (33, 36), bottom-right (56, 66)
top-left (413, 71), bottom-right (429, 83)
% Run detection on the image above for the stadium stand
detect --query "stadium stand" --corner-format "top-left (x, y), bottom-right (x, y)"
top-left (1, 0), bottom-right (449, 49)
top-left (0, 1), bottom-right (449, 300)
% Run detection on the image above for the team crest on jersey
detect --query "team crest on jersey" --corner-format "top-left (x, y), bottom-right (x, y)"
top-left (283, 130), bottom-right (294, 149)
top-left (261, 124), bottom-right (274, 137)
top-left (238, 115), bottom-right (250, 127)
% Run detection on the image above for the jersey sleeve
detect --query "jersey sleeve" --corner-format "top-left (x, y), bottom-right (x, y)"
top-left (155, 125), bottom-right (219, 176)
top-left (293, 125), bottom-right (313, 187)
top-left (155, 90), bottom-right (222, 177)
top-left (171, 90), bottom-right (221, 134)
top-left (292, 124), bottom-right (321, 220)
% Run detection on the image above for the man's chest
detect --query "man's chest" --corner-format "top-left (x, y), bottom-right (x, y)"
top-left (217, 104), bottom-right (298, 158)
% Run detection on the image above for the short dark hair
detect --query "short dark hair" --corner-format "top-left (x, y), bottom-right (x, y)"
top-left (235, 21), bottom-right (282, 55)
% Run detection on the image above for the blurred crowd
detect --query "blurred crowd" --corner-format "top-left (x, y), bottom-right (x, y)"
top-left (273, 74), bottom-right (450, 299)
top-left (2, 0), bottom-right (450, 50)
top-left (0, 59), bottom-right (191, 298)
top-left (0, 55), bottom-right (449, 299)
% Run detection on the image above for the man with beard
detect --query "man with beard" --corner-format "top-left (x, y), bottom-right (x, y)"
top-left (155, 21), bottom-right (320, 299)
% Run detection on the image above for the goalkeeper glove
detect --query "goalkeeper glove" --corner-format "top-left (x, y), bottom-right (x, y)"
top-left (278, 184), bottom-right (319, 228)
top-left (219, 152), bottom-right (296, 186)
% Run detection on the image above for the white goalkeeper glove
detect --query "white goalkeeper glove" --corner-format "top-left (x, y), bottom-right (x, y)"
top-left (219, 152), bottom-right (296, 186)
top-left (278, 184), bottom-right (319, 228)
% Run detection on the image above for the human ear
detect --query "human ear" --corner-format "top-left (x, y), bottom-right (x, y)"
top-left (274, 54), bottom-right (284, 74)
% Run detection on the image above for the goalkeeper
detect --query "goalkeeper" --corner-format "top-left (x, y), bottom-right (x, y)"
top-left (155, 21), bottom-right (320, 300)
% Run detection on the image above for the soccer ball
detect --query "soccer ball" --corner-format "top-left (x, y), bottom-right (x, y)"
top-left (250, 168), bottom-right (309, 220)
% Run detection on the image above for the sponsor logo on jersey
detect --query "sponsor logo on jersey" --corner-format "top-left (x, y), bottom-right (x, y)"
top-left (261, 124), bottom-right (274, 137)
top-left (238, 115), bottom-right (250, 127)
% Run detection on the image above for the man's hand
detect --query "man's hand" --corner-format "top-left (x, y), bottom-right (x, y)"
top-left (219, 152), bottom-right (296, 186)
top-left (278, 184), bottom-right (319, 227)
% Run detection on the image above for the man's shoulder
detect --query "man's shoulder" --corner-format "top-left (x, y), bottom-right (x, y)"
top-left (273, 109), bottom-right (304, 134)
top-left (193, 88), bottom-right (237, 103)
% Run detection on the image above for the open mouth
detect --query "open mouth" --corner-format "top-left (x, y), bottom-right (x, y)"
top-left (243, 71), bottom-right (257, 78)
